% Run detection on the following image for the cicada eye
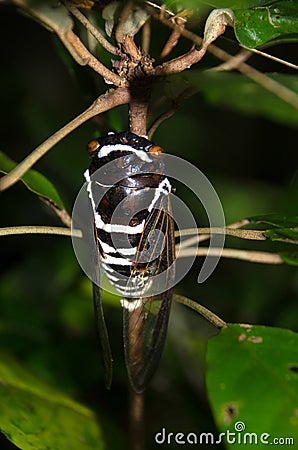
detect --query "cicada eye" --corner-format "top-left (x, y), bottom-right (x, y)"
top-left (87, 140), bottom-right (100, 155)
top-left (149, 145), bottom-right (164, 154)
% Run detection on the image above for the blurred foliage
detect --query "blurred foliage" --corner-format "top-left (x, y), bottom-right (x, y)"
top-left (0, 151), bottom-right (65, 209)
top-left (163, 0), bottom-right (279, 10)
top-left (207, 324), bottom-right (298, 448)
top-left (0, 0), bottom-right (297, 449)
top-left (234, 1), bottom-right (298, 48)
top-left (166, 72), bottom-right (298, 126)
top-left (0, 356), bottom-right (105, 450)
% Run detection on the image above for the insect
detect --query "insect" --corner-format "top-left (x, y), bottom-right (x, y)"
top-left (84, 131), bottom-right (176, 393)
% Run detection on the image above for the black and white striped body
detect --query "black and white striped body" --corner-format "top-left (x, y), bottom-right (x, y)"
top-left (85, 131), bottom-right (175, 392)
top-left (85, 131), bottom-right (172, 300)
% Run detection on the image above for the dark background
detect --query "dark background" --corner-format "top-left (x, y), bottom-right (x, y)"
top-left (0, 3), bottom-right (297, 449)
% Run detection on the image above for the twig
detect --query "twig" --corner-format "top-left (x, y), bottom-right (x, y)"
top-left (176, 226), bottom-right (298, 247)
top-left (176, 222), bottom-right (251, 247)
top-left (177, 233), bottom-right (209, 250)
top-left (64, 1), bottom-right (118, 55)
top-left (227, 219), bottom-right (251, 229)
top-left (39, 198), bottom-right (72, 228)
top-left (114, 10), bottom-right (153, 133)
top-left (0, 226), bottom-right (82, 238)
top-left (0, 88), bottom-right (130, 192)
top-left (55, 208), bottom-right (72, 228)
top-left (145, 2), bottom-right (189, 23)
top-left (177, 247), bottom-right (283, 264)
top-left (148, 87), bottom-right (194, 139)
top-left (211, 48), bottom-right (252, 71)
top-left (148, 107), bottom-right (176, 139)
top-left (15, 0), bottom-right (122, 85)
top-left (150, 10), bottom-right (298, 110)
top-left (176, 227), bottom-right (266, 241)
top-left (241, 45), bottom-right (298, 71)
top-left (213, 57), bottom-right (298, 109)
top-left (115, 0), bottom-right (134, 45)
top-left (154, 47), bottom-right (206, 77)
top-left (174, 294), bottom-right (227, 328)
top-left (160, 16), bottom-right (186, 60)
top-left (129, 389), bottom-right (145, 450)
top-left (141, 18), bottom-right (151, 54)
top-left (58, 29), bottom-right (124, 86)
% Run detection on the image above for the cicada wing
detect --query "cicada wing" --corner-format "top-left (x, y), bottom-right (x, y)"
top-left (92, 224), bottom-right (113, 390)
top-left (123, 289), bottom-right (173, 393)
top-left (92, 281), bottom-right (113, 390)
top-left (123, 195), bottom-right (175, 392)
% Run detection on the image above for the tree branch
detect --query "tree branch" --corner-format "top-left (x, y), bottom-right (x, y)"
top-left (114, 0), bottom-right (144, 61)
top-left (129, 98), bottom-right (149, 136)
top-left (39, 198), bottom-right (72, 228)
top-left (150, 8), bottom-right (298, 110)
top-left (148, 87), bottom-right (194, 139)
top-left (0, 88), bottom-right (130, 192)
top-left (177, 247), bottom-right (283, 264)
top-left (177, 227), bottom-right (267, 241)
top-left (241, 45), bottom-right (298, 71)
top-left (154, 47), bottom-right (206, 77)
top-left (174, 294), bottom-right (227, 329)
top-left (177, 226), bottom-right (298, 247)
top-left (141, 18), bottom-right (151, 54)
top-left (129, 78), bottom-right (152, 135)
top-left (176, 226), bottom-right (266, 256)
top-left (58, 29), bottom-right (124, 86)
top-left (160, 16), bottom-right (186, 60)
top-left (64, 0), bottom-right (118, 55)
top-left (0, 226), bottom-right (82, 238)
top-left (115, 0), bottom-right (135, 45)
top-left (129, 389), bottom-right (145, 450)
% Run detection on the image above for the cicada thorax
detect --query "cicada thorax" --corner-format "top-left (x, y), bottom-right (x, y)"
top-left (86, 131), bottom-right (175, 392)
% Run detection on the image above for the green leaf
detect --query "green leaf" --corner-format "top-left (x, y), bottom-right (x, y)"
top-left (0, 355), bottom-right (104, 450)
top-left (265, 227), bottom-right (298, 242)
top-left (234, 1), bottom-right (298, 48)
top-left (0, 151), bottom-right (64, 210)
top-left (205, 0), bottom-right (280, 8)
top-left (163, 0), bottom-right (277, 10)
top-left (207, 324), bottom-right (298, 448)
top-left (279, 251), bottom-right (298, 266)
top-left (180, 72), bottom-right (298, 127)
top-left (248, 213), bottom-right (298, 228)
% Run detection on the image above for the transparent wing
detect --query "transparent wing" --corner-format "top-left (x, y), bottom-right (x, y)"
top-left (123, 195), bottom-right (175, 393)
top-left (92, 225), bottom-right (113, 390)
top-left (92, 282), bottom-right (113, 389)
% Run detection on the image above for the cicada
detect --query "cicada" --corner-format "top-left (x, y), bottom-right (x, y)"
top-left (84, 131), bottom-right (175, 393)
